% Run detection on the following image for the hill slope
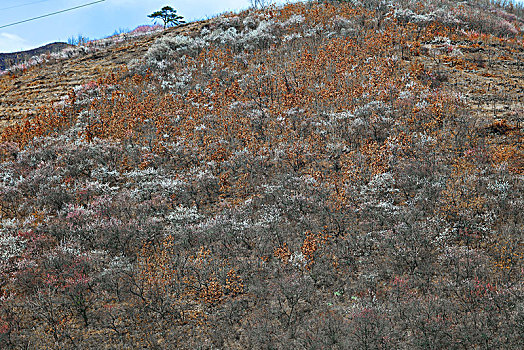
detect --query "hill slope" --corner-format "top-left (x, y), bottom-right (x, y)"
top-left (0, 1), bottom-right (522, 349)
top-left (0, 22), bottom-right (207, 125)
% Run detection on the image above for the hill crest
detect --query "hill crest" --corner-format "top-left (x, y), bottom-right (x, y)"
top-left (0, 42), bottom-right (72, 71)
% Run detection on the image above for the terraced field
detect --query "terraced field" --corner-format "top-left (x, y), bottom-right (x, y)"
top-left (0, 21), bottom-right (208, 128)
top-left (420, 37), bottom-right (523, 128)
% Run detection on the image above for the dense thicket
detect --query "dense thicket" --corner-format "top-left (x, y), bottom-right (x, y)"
top-left (0, 1), bottom-right (522, 348)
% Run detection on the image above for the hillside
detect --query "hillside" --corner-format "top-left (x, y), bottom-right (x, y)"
top-left (0, 1), bottom-right (523, 349)
top-left (0, 22), bottom-right (207, 126)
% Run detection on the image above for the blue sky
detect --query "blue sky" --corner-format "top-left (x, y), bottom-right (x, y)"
top-left (0, 0), bottom-right (289, 53)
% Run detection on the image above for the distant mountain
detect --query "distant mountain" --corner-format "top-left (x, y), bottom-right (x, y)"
top-left (0, 42), bottom-right (72, 71)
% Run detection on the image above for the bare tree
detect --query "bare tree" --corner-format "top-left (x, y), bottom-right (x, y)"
top-left (250, 0), bottom-right (272, 9)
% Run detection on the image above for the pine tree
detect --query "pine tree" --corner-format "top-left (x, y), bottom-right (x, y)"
top-left (148, 6), bottom-right (185, 29)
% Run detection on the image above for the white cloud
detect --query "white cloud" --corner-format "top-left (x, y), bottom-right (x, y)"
top-left (0, 32), bottom-right (33, 53)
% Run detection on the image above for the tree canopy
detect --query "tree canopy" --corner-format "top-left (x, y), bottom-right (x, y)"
top-left (148, 6), bottom-right (185, 28)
